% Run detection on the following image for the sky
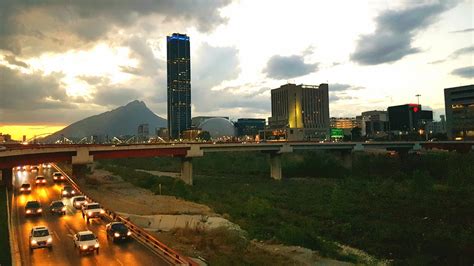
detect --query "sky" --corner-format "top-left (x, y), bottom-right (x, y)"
top-left (0, 0), bottom-right (473, 140)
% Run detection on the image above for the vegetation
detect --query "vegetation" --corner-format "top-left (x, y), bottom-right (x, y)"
top-left (0, 185), bottom-right (12, 266)
top-left (98, 151), bottom-right (474, 265)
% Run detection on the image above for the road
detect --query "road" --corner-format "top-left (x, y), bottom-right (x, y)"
top-left (11, 165), bottom-right (169, 266)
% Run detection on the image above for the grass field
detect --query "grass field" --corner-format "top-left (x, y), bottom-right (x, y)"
top-left (98, 151), bottom-right (474, 265)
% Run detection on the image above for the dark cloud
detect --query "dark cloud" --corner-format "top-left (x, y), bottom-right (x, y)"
top-left (93, 87), bottom-right (141, 106)
top-left (263, 55), bottom-right (318, 79)
top-left (351, 2), bottom-right (458, 65)
top-left (0, 65), bottom-right (70, 111)
top-left (122, 36), bottom-right (165, 77)
top-left (3, 55), bottom-right (28, 68)
top-left (329, 93), bottom-right (356, 102)
top-left (451, 66), bottom-right (474, 78)
top-left (429, 45), bottom-right (474, 64)
top-left (450, 28), bottom-right (474, 33)
top-left (0, 0), bottom-right (232, 55)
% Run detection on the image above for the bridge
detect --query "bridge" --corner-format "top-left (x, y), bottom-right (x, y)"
top-left (1, 141), bottom-right (473, 186)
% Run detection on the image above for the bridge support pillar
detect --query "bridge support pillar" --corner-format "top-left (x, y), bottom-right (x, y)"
top-left (270, 153), bottom-right (282, 180)
top-left (72, 164), bottom-right (89, 179)
top-left (339, 150), bottom-right (353, 169)
top-left (180, 158), bottom-right (193, 185)
top-left (1, 168), bottom-right (13, 189)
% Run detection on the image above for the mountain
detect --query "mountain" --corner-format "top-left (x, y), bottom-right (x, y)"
top-left (45, 100), bottom-right (166, 142)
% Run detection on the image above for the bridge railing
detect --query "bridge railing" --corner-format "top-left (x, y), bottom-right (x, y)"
top-left (51, 163), bottom-right (198, 266)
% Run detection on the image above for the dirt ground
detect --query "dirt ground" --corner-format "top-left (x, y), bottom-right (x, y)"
top-left (77, 168), bottom-right (355, 265)
top-left (77, 169), bottom-right (213, 215)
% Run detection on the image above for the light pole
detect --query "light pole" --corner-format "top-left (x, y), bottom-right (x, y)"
top-left (416, 94), bottom-right (421, 105)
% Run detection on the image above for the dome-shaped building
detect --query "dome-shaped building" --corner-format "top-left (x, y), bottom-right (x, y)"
top-left (198, 118), bottom-right (236, 139)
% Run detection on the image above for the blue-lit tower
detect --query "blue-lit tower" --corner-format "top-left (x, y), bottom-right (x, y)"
top-left (167, 33), bottom-right (191, 139)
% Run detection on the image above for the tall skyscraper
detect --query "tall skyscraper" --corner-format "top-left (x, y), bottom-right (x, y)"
top-left (167, 33), bottom-right (191, 139)
top-left (444, 84), bottom-right (474, 140)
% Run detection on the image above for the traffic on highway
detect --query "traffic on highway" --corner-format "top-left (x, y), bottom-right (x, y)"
top-left (11, 164), bottom-right (168, 265)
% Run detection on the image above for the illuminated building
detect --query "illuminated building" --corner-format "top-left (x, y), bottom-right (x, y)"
top-left (387, 104), bottom-right (433, 132)
top-left (167, 33), bottom-right (191, 139)
top-left (330, 117), bottom-right (359, 129)
top-left (444, 85), bottom-right (474, 140)
top-left (268, 83), bottom-right (329, 140)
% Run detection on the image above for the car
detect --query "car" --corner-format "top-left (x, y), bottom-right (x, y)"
top-left (42, 163), bottom-right (52, 169)
top-left (15, 166), bottom-right (22, 171)
top-left (73, 231), bottom-right (99, 254)
top-left (19, 183), bottom-right (32, 194)
top-left (35, 176), bottom-right (47, 185)
top-left (61, 185), bottom-right (76, 197)
top-left (71, 196), bottom-right (88, 209)
top-left (25, 201), bottom-right (42, 216)
top-left (81, 202), bottom-right (105, 223)
top-left (29, 226), bottom-right (53, 251)
top-left (49, 200), bottom-right (66, 215)
top-left (106, 222), bottom-right (132, 242)
top-left (30, 166), bottom-right (39, 172)
top-left (52, 172), bottom-right (65, 182)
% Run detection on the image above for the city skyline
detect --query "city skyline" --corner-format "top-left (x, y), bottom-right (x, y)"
top-left (0, 0), bottom-right (473, 139)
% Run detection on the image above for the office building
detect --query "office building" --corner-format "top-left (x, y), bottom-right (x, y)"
top-left (235, 118), bottom-right (266, 137)
top-left (268, 83), bottom-right (329, 140)
top-left (426, 115), bottom-right (446, 135)
top-left (388, 104), bottom-right (433, 132)
top-left (167, 33), bottom-right (191, 139)
top-left (444, 85), bottom-right (474, 140)
top-left (360, 110), bottom-right (389, 136)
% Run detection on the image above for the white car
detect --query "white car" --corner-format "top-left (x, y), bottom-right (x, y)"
top-left (29, 226), bottom-right (53, 250)
top-left (71, 196), bottom-right (88, 209)
top-left (81, 202), bottom-right (105, 223)
top-left (73, 231), bottom-right (99, 254)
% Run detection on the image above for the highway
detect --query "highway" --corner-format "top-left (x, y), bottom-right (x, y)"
top-left (11, 165), bottom-right (168, 266)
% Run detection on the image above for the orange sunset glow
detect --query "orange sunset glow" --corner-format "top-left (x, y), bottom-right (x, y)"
top-left (0, 124), bottom-right (65, 141)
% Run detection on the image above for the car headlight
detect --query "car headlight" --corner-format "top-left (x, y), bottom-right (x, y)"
top-left (94, 243), bottom-right (99, 248)
top-left (26, 210), bottom-right (31, 214)
top-left (100, 210), bottom-right (105, 214)
top-left (87, 211), bottom-right (92, 216)
top-left (62, 191), bottom-right (67, 195)
top-left (72, 191), bottom-right (76, 194)
top-left (82, 245), bottom-right (88, 250)
top-left (114, 232), bottom-right (120, 237)
top-left (127, 231), bottom-right (132, 236)
top-left (47, 237), bottom-right (52, 243)
top-left (20, 188), bottom-right (24, 191)
top-left (75, 202), bottom-right (80, 206)
top-left (28, 188), bottom-right (31, 190)
top-left (62, 207), bottom-right (66, 211)
top-left (31, 239), bottom-right (37, 244)
top-left (37, 208), bottom-right (42, 212)
top-left (42, 180), bottom-right (46, 183)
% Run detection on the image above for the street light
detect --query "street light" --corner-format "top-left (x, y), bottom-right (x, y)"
top-left (416, 94), bottom-right (421, 105)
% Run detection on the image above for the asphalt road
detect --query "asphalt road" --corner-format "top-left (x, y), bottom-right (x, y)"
top-left (12, 165), bottom-right (169, 266)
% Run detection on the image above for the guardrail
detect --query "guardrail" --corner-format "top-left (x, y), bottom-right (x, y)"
top-left (51, 163), bottom-right (198, 266)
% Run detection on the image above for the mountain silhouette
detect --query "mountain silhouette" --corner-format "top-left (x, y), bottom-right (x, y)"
top-left (44, 100), bottom-right (166, 142)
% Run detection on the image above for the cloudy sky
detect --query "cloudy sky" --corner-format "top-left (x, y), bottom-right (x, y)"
top-left (0, 0), bottom-right (473, 139)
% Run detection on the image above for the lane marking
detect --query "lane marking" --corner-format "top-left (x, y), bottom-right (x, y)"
top-left (116, 258), bottom-right (124, 266)
top-left (52, 230), bottom-right (61, 241)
